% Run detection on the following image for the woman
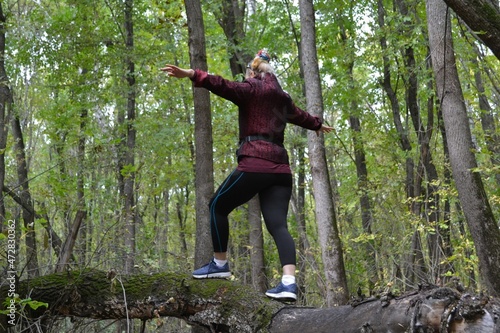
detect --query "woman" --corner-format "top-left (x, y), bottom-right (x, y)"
top-left (161, 50), bottom-right (333, 302)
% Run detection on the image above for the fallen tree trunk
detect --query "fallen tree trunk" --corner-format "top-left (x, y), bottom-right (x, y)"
top-left (272, 289), bottom-right (499, 333)
top-left (1, 269), bottom-right (499, 332)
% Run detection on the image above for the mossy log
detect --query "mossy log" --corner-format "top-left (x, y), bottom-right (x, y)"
top-left (2, 269), bottom-right (500, 333)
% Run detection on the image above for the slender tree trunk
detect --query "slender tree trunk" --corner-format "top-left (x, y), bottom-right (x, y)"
top-left (176, 199), bottom-right (188, 255)
top-left (11, 114), bottom-right (39, 278)
top-left (56, 108), bottom-right (88, 272)
top-left (0, 3), bottom-right (10, 232)
top-left (437, 97), bottom-right (461, 280)
top-left (217, 0), bottom-right (267, 291)
top-left (248, 196), bottom-right (267, 292)
top-left (283, 1), bottom-right (322, 303)
top-left (184, 0), bottom-right (214, 272)
top-left (471, 47), bottom-right (500, 187)
top-left (157, 187), bottom-right (170, 267)
top-left (394, 0), bottom-right (450, 282)
top-left (122, 0), bottom-right (137, 274)
top-left (299, 0), bottom-right (348, 306)
top-left (290, 128), bottom-right (324, 303)
top-left (377, 0), bottom-right (431, 289)
top-left (56, 211), bottom-right (86, 272)
top-left (349, 111), bottom-right (377, 290)
top-left (426, 0), bottom-right (500, 296)
top-left (342, 24), bottom-right (377, 289)
top-left (76, 108), bottom-right (88, 265)
top-left (218, 0), bottom-right (251, 75)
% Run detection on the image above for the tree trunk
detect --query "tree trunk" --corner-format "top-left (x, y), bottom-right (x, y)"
top-left (441, 0), bottom-right (500, 60)
top-left (217, 0), bottom-right (268, 293)
top-left (342, 25), bottom-right (377, 288)
top-left (2, 186), bottom-right (64, 263)
top-left (349, 111), bottom-right (378, 290)
top-left (290, 127), bottom-right (323, 303)
top-left (11, 114), bottom-right (39, 278)
top-left (217, 0), bottom-right (251, 75)
top-left (184, 0), bottom-right (214, 270)
top-left (0, 2), bottom-right (10, 232)
top-left (299, 0), bottom-right (348, 306)
top-left (283, 2), bottom-right (323, 303)
top-left (6, 270), bottom-right (499, 333)
top-left (248, 196), bottom-right (267, 292)
top-left (122, 0), bottom-right (137, 275)
top-left (378, 0), bottom-right (438, 289)
top-left (471, 46), bottom-right (500, 187)
top-left (426, 0), bottom-right (500, 297)
top-left (56, 106), bottom-right (88, 272)
top-left (395, 0), bottom-right (451, 282)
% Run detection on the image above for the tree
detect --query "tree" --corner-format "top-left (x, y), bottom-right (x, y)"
top-left (54, 1), bottom-right (92, 272)
top-left (426, 0), bottom-right (500, 297)
top-left (184, 0), bottom-right (214, 273)
top-left (0, 2), bottom-right (11, 231)
top-left (120, 0), bottom-right (138, 274)
top-left (336, 2), bottom-right (378, 291)
top-left (376, 0), bottom-right (426, 287)
top-left (11, 110), bottom-right (39, 278)
top-left (214, 0), bottom-right (267, 291)
top-left (442, 0), bottom-right (500, 60)
top-left (299, 0), bottom-right (348, 306)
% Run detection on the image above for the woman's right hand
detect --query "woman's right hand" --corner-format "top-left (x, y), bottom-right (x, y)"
top-left (160, 65), bottom-right (194, 79)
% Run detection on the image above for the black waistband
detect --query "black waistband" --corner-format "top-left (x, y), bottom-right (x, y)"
top-left (240, 135), bottom-right (283, 147)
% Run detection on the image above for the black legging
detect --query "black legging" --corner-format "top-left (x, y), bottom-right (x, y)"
top-left (209, 170), bottom-right (295, 266)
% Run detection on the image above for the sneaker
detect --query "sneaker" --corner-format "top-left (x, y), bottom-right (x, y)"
top-left (265, 282), bottom-right (297, 302)
top-left (192, 260), bottom-right (231, 279)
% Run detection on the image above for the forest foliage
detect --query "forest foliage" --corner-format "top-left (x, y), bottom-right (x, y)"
top-left (1, 0), bottom-right (499, 331)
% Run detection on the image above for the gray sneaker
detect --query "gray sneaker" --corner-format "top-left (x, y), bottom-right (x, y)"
top-left (265, 282), bottom-right (297, 302)
top-left (192, 260), bottom-right (231, 279)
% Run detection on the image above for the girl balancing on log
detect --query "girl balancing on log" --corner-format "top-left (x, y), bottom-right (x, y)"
top-left (161, 49), bottom-right (333, 302)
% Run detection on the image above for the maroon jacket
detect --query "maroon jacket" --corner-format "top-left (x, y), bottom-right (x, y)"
top-left (191, 69), bottom-right (322, 164)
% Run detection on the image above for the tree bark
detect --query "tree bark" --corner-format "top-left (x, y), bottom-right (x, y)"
top-left (471, 45), bottom-right (500, 187)
top-left (55, 210), bottom-right (86, 273)
top-left (248, 196), bottom-right (267, 293)
top-left (299, 0), bottom-right (348, 306)
top-left (2, 188), bottom-right (65, 262)
top-left (426, 0), bottom-right (500, 297)
top-left (217, 0), bottom-right (251, 75)
top-left (56, 105), bottom-right (88, 272)
top-left (11, 115), bottom-right (39, 278)
top-left (216, 1), bottom-right (266, 291)
top-left (184, 0), bottom-right (214, 269)
top-left (340, 17), bottom-right (378, 289)
top-left (290, 128), bottom-right (323, 303)
top-left (283, 1), bottom-right (323, 303)
top-left (0, 2), bottom-right (10, 231)
top-left (5, 270), bottom-right (499, 333)
top-left (122, 0), bottom-right (137, 274)
top-left (395, 0), bottom-right (450, 282)
top-left (442, 0), bottom-right (500, 60)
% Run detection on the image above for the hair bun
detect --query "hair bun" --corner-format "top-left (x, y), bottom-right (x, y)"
top-left (256, 49), bottom-right (271, 62)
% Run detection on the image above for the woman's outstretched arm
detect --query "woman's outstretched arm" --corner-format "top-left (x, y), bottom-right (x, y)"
top-left (160, 64), bottom-right (194, 79)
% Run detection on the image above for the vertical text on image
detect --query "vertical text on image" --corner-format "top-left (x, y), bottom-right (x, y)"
top-left (6, 219), bottom-right (17, 326)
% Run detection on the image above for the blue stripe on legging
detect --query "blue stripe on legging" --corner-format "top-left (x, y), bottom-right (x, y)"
top-left (210, 171), bottom-right (245, 252)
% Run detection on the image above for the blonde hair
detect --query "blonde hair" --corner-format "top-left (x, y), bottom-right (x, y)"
top-left (250, 57), bottom-right (273, 78)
